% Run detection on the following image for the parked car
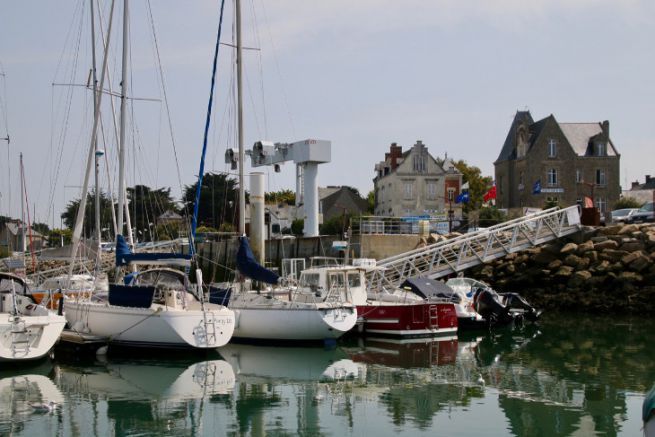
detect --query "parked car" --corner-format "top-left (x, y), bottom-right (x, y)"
top-left (609, 208), bottom-right (639, 224)
top-left (629, 201), bottom-right (655, 223)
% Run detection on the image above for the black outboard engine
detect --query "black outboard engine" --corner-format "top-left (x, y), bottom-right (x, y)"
top-left (501, 293), bottom-right (542, 322)
top-left (473, 287), bottom-right (514, 327)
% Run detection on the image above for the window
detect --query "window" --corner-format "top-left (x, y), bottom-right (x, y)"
top-left (548, 139), bottom-right (557, 158)
top-left (596, 143), bottom-right (606, 156)
top-left (595, 197), bottom-right (607, 212)
top-left (447, 187), bottom-right (455, 202)
top-left (403, 181), bottom-right (414, 200)
top-left (547, 168), bottom-right (558, 186)
top-left (347, 273), bottom-right (361, 288)
top-left (595, 169), bottom-right (606, 186)
top-left (426, 181), bottom-right (437, 200)
top-left (576, 169), bottom-right (582, 183)
top-left (413, 154), bottom-right (426, 173)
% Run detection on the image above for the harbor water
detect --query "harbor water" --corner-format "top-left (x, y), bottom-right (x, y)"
top-left (1, 314), bottom-right (653, 436)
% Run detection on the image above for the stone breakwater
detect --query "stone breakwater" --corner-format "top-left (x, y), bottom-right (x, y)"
top-left (469, 223), bottom-right (655, 313)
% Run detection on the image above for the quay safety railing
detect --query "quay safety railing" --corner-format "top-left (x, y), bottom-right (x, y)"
top-left (367, 206), bottom-right (582, 290)
top-left (352, 215), bottom-right (465, 236)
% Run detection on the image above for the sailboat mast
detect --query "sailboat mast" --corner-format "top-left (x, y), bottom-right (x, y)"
top-left (19, 153), bottom-right (26, 257)
top-left (236, 0), bottom-right (245, 235)
top-left (90, 0), bottom-right (102, 271)
top-left (117, 0), bottom-right (129, 239)
top-left (68, 0), bottom-right (116, 278)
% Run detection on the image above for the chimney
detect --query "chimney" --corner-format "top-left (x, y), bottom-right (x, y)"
top-left (601, 120), bottom-right (610, 139)
top-left (386, 142), bottom-right (403, 170)
top-left (631, 181), bottom-right (640, 189)
top-left (646, 175), bottom-right (652, 184)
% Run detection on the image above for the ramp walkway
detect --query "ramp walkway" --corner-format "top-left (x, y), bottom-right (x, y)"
top-left (367, 206), bottom-right (582, 290)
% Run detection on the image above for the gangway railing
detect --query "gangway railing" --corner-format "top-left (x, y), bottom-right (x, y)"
top-left (367, 206), bottom-right (582, 290)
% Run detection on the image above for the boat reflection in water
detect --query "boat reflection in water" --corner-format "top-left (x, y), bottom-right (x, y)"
top-left (0, 365), bottom-right (63, 435)
top-left (55, 355), bottom-right (235, 436)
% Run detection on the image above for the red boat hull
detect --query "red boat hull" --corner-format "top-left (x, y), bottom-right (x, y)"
top-left (356, 302), bottom-right (458, 337)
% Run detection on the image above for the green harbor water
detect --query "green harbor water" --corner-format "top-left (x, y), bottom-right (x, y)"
top-left (1, 314), bottom-right (653, 436)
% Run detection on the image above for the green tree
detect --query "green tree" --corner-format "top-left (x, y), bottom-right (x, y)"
top-left (47, 228), bottom-right (72, 247)
top-left (265, 189), bottom-right (295, 204)
top-left (320, 213), bottom-right (350, 236)
top-left (31, 222), bottom-right (49, 235)
top-left (366, 190), bottom-right (375, 214)
top-left (183, 173), bottom-right (242, 231)
top-left (61, 189), bottom-right (114, 239)
top-left (613, 196), bottom-right (643, 209)
top-left (127, 185), bottom-right (179, 242)
top-left (478, 207), bottom-right (508, 227)
top-left (291, 218), bottom-right (304, 235)
top-left (453, 160), bottom-right (493, 213)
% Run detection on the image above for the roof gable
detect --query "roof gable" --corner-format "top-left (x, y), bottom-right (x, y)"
top-left (496, 111), bottom-right (534, 163)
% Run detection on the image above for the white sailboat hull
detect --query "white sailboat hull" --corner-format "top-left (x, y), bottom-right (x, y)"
top-left (229, 295), bottom-right (357, 341)
top-left (0, 313), bottom-right (66, 362)
top-left (64, 300), bottom-right (235, 349)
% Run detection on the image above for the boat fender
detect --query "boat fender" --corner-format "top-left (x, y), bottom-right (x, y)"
top-left (25, 303), bottom-right (36, 314)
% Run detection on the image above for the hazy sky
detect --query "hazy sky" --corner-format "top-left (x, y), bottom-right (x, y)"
top-left (1, 0), bottom-right (654, 228)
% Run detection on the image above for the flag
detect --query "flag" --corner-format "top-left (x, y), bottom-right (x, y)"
top-left (584, 196), bottom-right (593, 208)
top-left (532, 179), bottom-right (541, 194)
top-left (461, 181), bottom-right (469, 191)
top-left (455, 191), bottom-right (469, 204)
top-left (483, 184), bottom-right (496, 202)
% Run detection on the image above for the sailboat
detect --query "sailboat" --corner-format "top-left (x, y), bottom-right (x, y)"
top-left (0, 272), bottom-right (66, 361)
top-left (195, 0), bottom-right (357, 342)
top-left (63, 0), bottom-right (234, 349)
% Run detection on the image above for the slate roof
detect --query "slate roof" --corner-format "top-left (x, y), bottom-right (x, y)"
top-left (497, 111), bottom-right (618, 162)
top-left (558, 123), bottom-right (618, 156)
top-left (496, 111), bottom-right (534, 163)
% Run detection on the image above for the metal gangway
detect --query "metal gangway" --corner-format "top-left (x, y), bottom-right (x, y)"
top-left (367, 206), bottom-right (582, 289)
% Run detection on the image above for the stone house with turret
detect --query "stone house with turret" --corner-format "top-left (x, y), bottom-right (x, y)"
top-left (373, 141), bottom-right (462, 217)
top-left (494, 111), bottom-right (621, 213)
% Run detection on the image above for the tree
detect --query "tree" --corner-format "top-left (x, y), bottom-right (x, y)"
top-left (265, 189), bottom-right (295, 204)
top-left (291, 219), bottom-right (304, 235)
top-left (453, 160), bottom-right (493, 213)
top-left (61, 189), bottom-right (114, 239)
top-left (320, 213), bottom-right (350, 236)
top-left (31, 222), bottom-right (49, 235)
top-left (47, 228), bottom-right (72, 247)
top-left (613, 196), bottom-right (643, 209)
top-left (182, 173), bottom-right (242, 231)
top-left (366, 190), bottom-right (375, 214)
top-left (478, 207), bottom-right (508, 227)
top-left (127, 185), bottom-right (179, 242)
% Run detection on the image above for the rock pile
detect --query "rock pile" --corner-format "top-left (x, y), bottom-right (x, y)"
top-left (469, 223), bottom-right (655, 313)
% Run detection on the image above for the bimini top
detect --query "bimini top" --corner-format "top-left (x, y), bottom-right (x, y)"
top-left (115, 235), bottom-right (191, 267)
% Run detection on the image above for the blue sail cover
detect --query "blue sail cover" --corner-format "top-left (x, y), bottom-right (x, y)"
top-left (115, 235), bottom-right (191, 267)
top-left (236, 236), bottom-right (279, 284)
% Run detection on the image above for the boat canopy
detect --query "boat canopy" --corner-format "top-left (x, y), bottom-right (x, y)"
top-left (115, 235), bottom-right (191, 267)
top-left (401, 277), bottom-right (457, 301)
top-left (236, 236), bottom-right (280, 285)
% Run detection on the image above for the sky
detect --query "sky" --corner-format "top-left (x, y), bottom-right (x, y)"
top-left (1, 0), bottom-right (654, 229)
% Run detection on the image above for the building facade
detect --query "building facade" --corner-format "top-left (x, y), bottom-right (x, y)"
top-left (373, 141), bottom-right (462, 217)
top-left (494, 111), bottom-right (621, 213)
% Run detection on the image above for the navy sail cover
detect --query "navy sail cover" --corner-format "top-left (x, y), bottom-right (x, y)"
top-left (115, 235), bottom-right (191, 267)
top-left (236, 236), bottom-right (280, 284)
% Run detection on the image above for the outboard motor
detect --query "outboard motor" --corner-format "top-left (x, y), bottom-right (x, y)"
top-left (473, 287), bottom-right (514, 327)
top-left (501, 293), bottom-right (542, 322)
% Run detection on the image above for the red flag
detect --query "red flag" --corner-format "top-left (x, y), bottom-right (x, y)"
top-left (584, 196), bottom-right (593, 208)
top-left (483, 185), bottom-right (497, 202)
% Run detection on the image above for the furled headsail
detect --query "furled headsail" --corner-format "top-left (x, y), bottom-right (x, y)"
top-left (236, 236), bottom-right (280, 284)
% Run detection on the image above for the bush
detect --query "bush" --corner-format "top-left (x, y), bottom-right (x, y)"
top-left (613, 196), bottom-right (643, 209)
top-left (478, 207), bottom-right (508, 227)
top-left (291, 219), bottom-right (304, 235)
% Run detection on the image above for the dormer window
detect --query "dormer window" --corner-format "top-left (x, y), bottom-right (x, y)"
top-left (596, 143), bottom-right (606, 156)
top-left (548, 139), bottom-right (557, 158)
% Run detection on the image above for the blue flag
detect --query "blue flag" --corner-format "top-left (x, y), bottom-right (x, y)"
top-left (455, 191), bottom-right (469, 204)
top-left (532, 179), bottom-right (541, 194)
